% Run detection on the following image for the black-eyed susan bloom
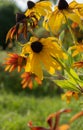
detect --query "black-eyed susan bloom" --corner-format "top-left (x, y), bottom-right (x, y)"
top-left (43, 0), bottom-right (83, 34)
top-left (25, 0), bottom-right (52, 18)
top-left (21, 37), bottom-right (67, 79)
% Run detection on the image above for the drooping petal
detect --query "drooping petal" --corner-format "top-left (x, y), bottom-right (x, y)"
top-left (30, 36), bottom-right (39, 43)
top-left (69, 1), bottom-right (78, 8)
top-left (37, 1), bottom-right (52, 12)
top-left (25, 1), bottom-right (52, 17)
top-left (48, 11), bottom-right (64, 33)
top-left (64, 10), bottom-right (82, 29)
top-left (30, 54), bottom-right (43, 80)
top-left (40, 51), bottom-right (55, 74)
top-left (73, 61), bottom-right (83, 68)
top-left (75, 8), bottom-right (83, 18)
top-left (22, 44), bottom-right (31, 54)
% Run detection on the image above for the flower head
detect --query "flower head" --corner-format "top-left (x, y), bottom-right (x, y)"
top-left (25, 1), bottom-right (52, 18)
top-left (6, 12), bottom-right (39, 42)
top-left (4, 53), bottom-right (27, 72)
top-left (21, 72), bottom-right (42, 89)
top-left (22, 36), bottom-right (67, 79)
top-left (61, 91), bottom-right (79, 103)
top-left (43, 0), bottom-right (83, 34)
top-left (6, 13), bottom-right (27, 42)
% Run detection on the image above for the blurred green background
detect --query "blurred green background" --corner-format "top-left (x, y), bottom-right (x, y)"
top-left (0, 0), bottom-right (83, 130)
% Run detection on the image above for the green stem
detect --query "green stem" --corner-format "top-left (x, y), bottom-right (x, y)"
top-left (53, 57), bottom-right (81, 90)
top-left (63, 13), bottom-right (77, 45)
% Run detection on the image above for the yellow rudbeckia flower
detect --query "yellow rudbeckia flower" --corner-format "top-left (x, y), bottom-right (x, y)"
top-left (43, 0), bottom-right (83, 34)
top-left (25, 0), bottom-right (52, 18)
top-left (22, 37), bottom-right (67, 79)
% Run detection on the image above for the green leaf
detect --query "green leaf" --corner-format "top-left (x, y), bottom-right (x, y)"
top-left (65, 68), bottom-right (81, 85)
top-left (54, 79), bottom-right (80, 92)
top-left (67, 68), bottom-right (80, 80)
top-left (59, 30), bottom-right (65, 41)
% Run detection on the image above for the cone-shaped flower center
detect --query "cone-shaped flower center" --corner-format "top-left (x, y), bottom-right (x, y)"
top-left (27, 1), bottom-right (35, 9)
top-left (58, 0), bottom-right (69, 10)
top-left (31, 41), bottom-right (43, 53)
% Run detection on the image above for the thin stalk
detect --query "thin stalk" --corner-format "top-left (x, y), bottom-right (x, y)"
top-left (63, 13), bottom-right (77, 45)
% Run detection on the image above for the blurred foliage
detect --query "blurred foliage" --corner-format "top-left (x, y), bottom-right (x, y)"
top-left (0, 86), bottom-right (83, 130)
top-left (0, 1), bottom-right (21, 49)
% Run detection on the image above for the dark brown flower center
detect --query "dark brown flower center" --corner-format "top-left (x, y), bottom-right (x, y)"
top-left (31, 41), bottom-right (43, 53)
top-left (58, 0), bottom-right (69, 10)
top-left (27, 1), bottom-right (35, 9)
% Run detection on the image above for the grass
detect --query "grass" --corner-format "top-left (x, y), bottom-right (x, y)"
top-left (0, 51), bottom-right (83, 130)
top-left (0, 89), bottom-right (83, 130)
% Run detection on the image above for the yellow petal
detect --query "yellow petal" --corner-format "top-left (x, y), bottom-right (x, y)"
top-left (5, 65), bottom-right (10, 71)
top-left (36, 7), bottom-right (46, 16)
top-left (65, 10), bottom-right (82, 28)
top-left (48, 11), bottom-right (64, 33)
top-left (40, 52), bottom-right (55, 74)
top-left (30, 54), bottom-right (43, 80)
top-left (59, 124), bottom-right (70, 130)
top-left (76, 8), bottom-right (83, 18)
top-left (37, 1), bottom-right (52, 12)
top-left (30, 37), bottom-right (39, 42)
top-left (25, 55), bottom-right (32, 72)
top-left (72, 50), bottom-right (79, 57)
top-left (69, 1), bottom-right (78, 8)
top-left (22, 44), bottom-right (31, 55)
